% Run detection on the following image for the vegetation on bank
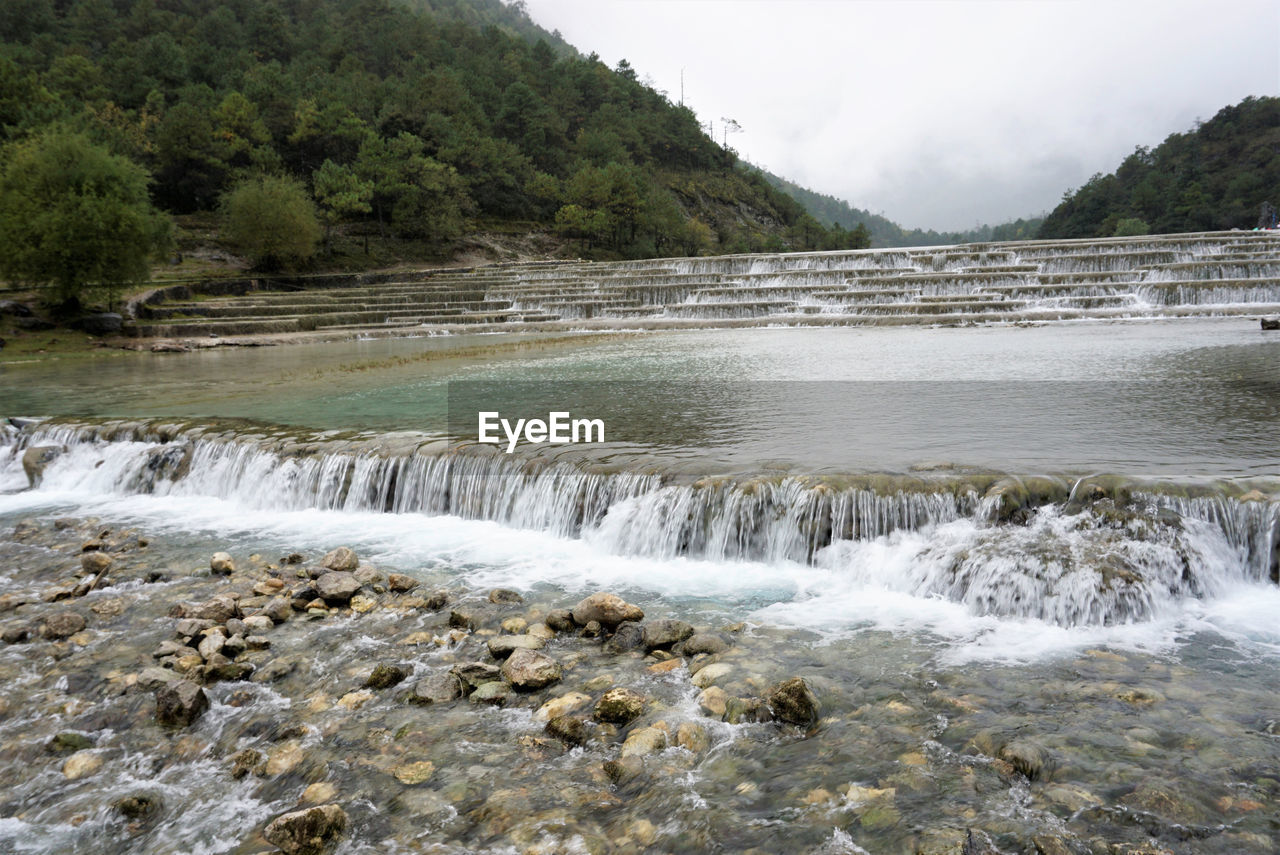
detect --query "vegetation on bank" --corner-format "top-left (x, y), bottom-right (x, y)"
top-left (1039, 96), bottom-right (1280, 238)
top-left (0, 0), bottom-right (870, 311)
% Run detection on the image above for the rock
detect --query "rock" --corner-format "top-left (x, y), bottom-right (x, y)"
top-left (42, 611), bottom-right (86, 640)
top-left (500, 617), bottom-right (527, 634)
top-left (487, 634), bottom-right (545, 659)
top-left (337, 690), bottom-right (373, 710)
top-left (448, 608), bottom-right (488, 631)
top-left (243, 615), bottom-right (274, 634)
top-left (767, 677), bottom-right (820, 728)
top-left (698, 687), bottom-right (729, 718)
top-left (691, 663), bottom-right (733, 688)
top-left (605, 621), bottom-right (645, 653)
top-left (62, 750), bottom-right (104, 780)
top-left (387, 573), bottom-right (418, 592)
top-left (571, 592), bottom-right (644, 629)
top-left (682, 632), bottom-right (730, 656)
top-left (150, 342), bottom-right (189, 353)
top-left (197, 632), bottom-right (226, 660)
top-left (301, 782), bottom-right (337, 804)
top-left (676, 722), bottom-right (709, 753)
top-left (545, 609), bottom-right (575, 632)
top-left (315, 572), bottom-right (361, 603)
top-left (155, 680), bottom-right (209, 727)
top-left (500, 647), bottom-right (562, 690)
top-left (364, 663), bottom-right (408, 690)
top-left (392, 761), bottom-right (435, 785)
top-left (999, 738), bottom-right (1055, 781)
top-left (1032, 837), bottom-right (1073, 855)
top-left (353, 565), bottom-right (381, 586)
top-left (78, 312), bottom-right (123, 335)
top-left (176, 618), bottom-right (216, 637)
top-left (642, 619), bottom-right (694, 650)
top-left (262, 804), bottom-right (348, 855)
top-left (260, 597), bottom-right (293, 623)
top-left (1119, 779), bottom-right (1207, 823)
top-left (411, 672), bottom-right (463, 705)
top-left (188, 595), bottom-right (239, 622)
top-left (594, 688), bottom-right (647, 724)
top-left (621, 725), bottom-right (668, 757)
top-left (488, 588), bottom-right (523, 604)
top-left (47, 732), bottom-right (93, 754)
top-left (545, 715), bottom-right (590, 747)
top-left (533, 691), bottom-right (592, 722)
top-left (320, 547), bottom-right (359, 572)
top-left (469, 681), bottom-right (512, 706)
top-left (579, 620), bottom-right (603, 638)
top-left (2, 624), bottom-right (31, 644)
top-left (230, 749), bottom-right (265, 779)
top-left (724, 697), bottom-right (772, 724)
top-left (450, 662), bottom-right (501, 694)
top-left (209, 552), bottom-right (235, 575)
top-left (1262, 316), bottom-right (1279, 330)
top-left (527, 622), bottom-right (555, 641)
top-left (21, 446), bottom-right (61, 487)
top-left (204, 654), bottom-right (253, 682)
top-left (80, 551), bottom-right (113, 575)
top-left (113, 794), bottom-right (161, 821)
top-left (245, 635), bottom-right (270, 650)
top-left (422, 589), bottom-right (448, 610)
top-left (602, 755), bottom-right (645, 785)
top-left (137, 666), bottom-right (181, 690)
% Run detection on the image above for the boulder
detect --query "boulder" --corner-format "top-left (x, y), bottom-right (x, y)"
top-left (363, 663), bottom-right (408, 690)
top-left (533, 691), bottom-right (592, 722)
top-left (41, 611), bottom-right (86, 640)
top-left (1262, 317), bottom-right (1279, 331)
top-left (262, 804), bottom-right (348, 855)
top-left (410, 672), bottom-right (463, 705)
top-left (999, 738), bottom-right (1055, 781)
top-left (387, 573), bottom-right (418, 592)
top-left (187, 595), bottom-right (239, 622)
top-left (469, 681), bottom-right (512, 706)
top-left (682, 632), bottom-right (730, 656)
top-left (545, 714), bottom-right (590, 747)
top-left (501, 647), bottom-right (562, 690)
top-left (766, 677), bottom-right (820, 728)
top-left (620, 725), bottom-right (667, 758)
top-left (488, 588), bottom-right (523, 604)
top-left (22, 445), bottom-right (61, 487)
top-left (450, 662), bottom-right (501, 694)
top-left (571, 592), bottom-right (644, 629)
top-left (593, 688), bottom-right (647, 724)
top-left (155, 680), bottom-right (209, 727)
top-left (642, 619), bottom-right (694, 650)
top-left (315, 572), bottom-right (361, 603)
top-left (486, 634), bottom-right (545, 659)
top-left (80, 551), bottom-right (113, 575)
top-left (545, 609), bottom-right (575, 632)
top-left (605, 621), bottom-right (644, 654)
top-left (62, 750), bottom-right (104, 780)
top-left (209, 552), bottom-right (235, 575)
top-left (320, 547), bottom-right (359, 571)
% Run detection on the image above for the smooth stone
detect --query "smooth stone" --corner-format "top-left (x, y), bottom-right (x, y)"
top-left (450, 662), bottom-right (501, 693)
top-left (545, 609), bottom-right (575, 632)
top-left (209, 552), bottom-right (235, 575)
top-left (392, 760), bottom-right (435, 785)
top-left (642, 619), bottom-right (694, 650)
top-left (488, 588), bottom-right (523, 604)
top-left (469, 681), bottom-right (512, 706)
top-left (320, 547), bottom-right (359, 572)
top-left (42, 611), bottom-right (86, 640)
top-left (698, 687), bottom-right (729, 718)
top-left (62, 750), bottom-right (104, 780)
top-left (363, 663), bottom-right (408, 690)
top-left (487, 634), bottom-right (545, 659)
top-left (620, 725), bottom-right (667, 757)
top-left (676, 722), bottom-right (710, 753)
top-left (691, 663), bottom-right (733, 688)
top-left (500, 617), bottom-right (528, 634)
top-left (411, 672), bottom-right (463, 705)
top-left (681, 632), bottom-right (730, 656)
top-left (533, 691), bottom-right (593, 722)
top-left (387, 573), bottom-right (418, 592)
top-left (80, 551), bottom-right (113, 574)
top-left (605, 621), bottom-right (644, 653)
top-left (545, 714), bottom-right (590, 747)
top-left (571, 592), bottom-right (644, 629)
top-left (999, 739), bottom-right (1055, 781)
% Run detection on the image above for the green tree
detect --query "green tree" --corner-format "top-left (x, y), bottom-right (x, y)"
top-left (220, 174), bottom-right (321, 270)
top-left (0, 129), bottom-right (169, 309)
top-left (1113, 217), bottom-right (1149, 237)
top-left (313, 159), bottom-right (373, 251)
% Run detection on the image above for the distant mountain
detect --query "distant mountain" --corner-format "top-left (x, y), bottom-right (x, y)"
top-left (1039, 95), bottom-right (1280, 238)
top-left (751, 167), bottom-right (1043, 248)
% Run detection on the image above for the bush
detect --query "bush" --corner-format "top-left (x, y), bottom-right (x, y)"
top-left (220, 175), bottom-right (321, 270)
top-left (1113, 217), bottom-right (1150, 237)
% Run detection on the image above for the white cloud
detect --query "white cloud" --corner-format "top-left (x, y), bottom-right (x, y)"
top-left (523, 0), bottom-right (1280, 230)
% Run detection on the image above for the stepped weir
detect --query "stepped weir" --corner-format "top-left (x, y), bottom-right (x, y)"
top-left (131, 231), bottom-right (1280, 338)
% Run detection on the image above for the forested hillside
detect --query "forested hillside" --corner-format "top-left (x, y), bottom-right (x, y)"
top-left (1039, 96), bottom-right (1280, 238)
top-left (754, 168), bottom-right (1043, 248)
top-left (0, 0), bottom-right (866, 277)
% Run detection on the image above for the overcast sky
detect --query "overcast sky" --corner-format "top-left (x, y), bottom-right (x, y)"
top-left (522, 0), bottom-right (1280, 231)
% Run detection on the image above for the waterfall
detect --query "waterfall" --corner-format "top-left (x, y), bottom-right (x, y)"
top-left (4, 419), bottom-right (1277, 625)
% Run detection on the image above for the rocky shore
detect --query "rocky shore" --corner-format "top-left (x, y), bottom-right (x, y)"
top-left (0, 516), bottom-right (1277, 854)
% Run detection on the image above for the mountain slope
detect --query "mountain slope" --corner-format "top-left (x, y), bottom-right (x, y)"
top-left (1039, 95), bottom-right (1280, 238)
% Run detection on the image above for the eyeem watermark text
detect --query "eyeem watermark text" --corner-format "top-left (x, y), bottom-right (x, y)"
top-left (478, 411), bottom-right (605, 453)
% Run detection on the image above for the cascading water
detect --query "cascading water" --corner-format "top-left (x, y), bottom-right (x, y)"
top-left (5, 419), bottom-right (1276, 628)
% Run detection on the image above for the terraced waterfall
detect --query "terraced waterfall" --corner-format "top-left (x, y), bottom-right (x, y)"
top-left (132, 231), bottom-right (1280, 338)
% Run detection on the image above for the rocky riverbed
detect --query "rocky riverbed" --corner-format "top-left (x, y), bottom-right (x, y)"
top-left (0, 515), bottom-right (1277, 855)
